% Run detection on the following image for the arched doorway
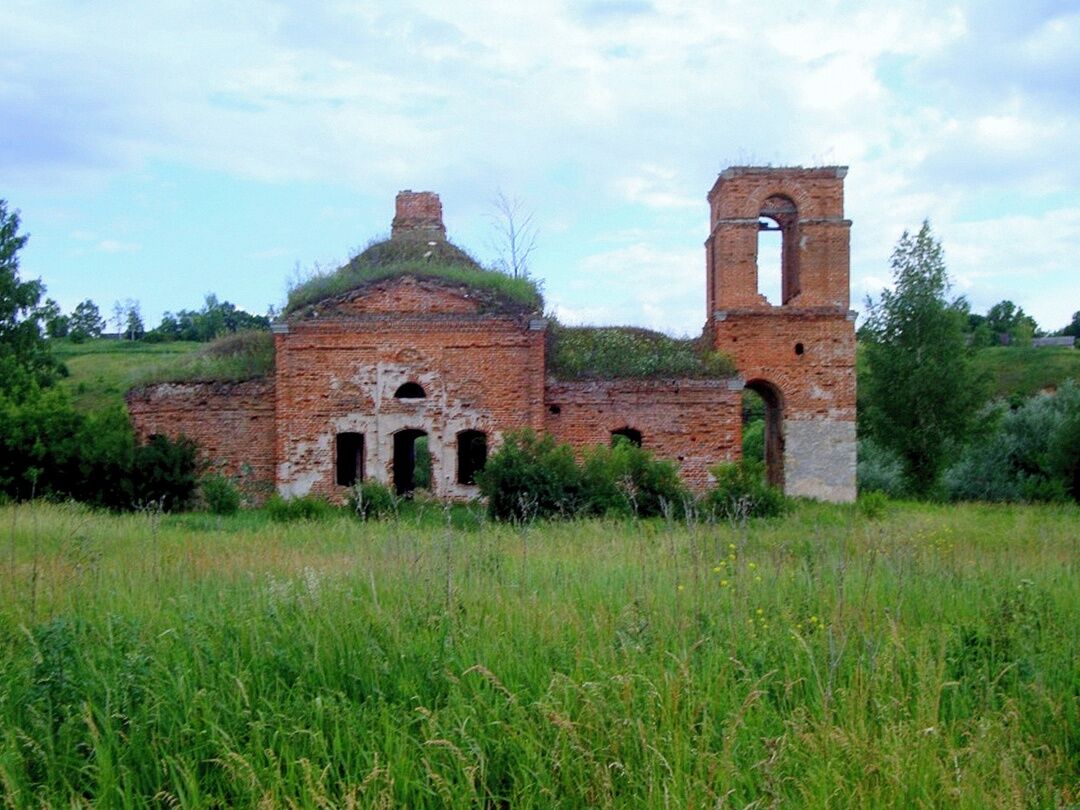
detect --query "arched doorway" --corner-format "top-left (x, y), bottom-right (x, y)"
top-left (393, 428), bottom-right (429, 496)
top-left (743, 379), bottom-right (785, 490)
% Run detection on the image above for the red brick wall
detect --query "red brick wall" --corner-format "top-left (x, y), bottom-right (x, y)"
top-left (125, 379), bottom-right (276, 494)
top-left (705, 166), bottom-right (851, 311)
top-left (710, 311), bottom-right (856, 419)
top-left (274, 284), bottom-right (547, 500)
top-left (543, 378), bottom-right (742, 491)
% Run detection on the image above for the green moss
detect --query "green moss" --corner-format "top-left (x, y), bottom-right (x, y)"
top-left (135, 330), bottom-right (275, 386)
top-left (547, 323), bottom-right (736, 380)
top-left (284, 237), bottom-right (544, 316)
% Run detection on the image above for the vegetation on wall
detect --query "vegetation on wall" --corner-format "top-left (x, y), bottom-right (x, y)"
top-left (136, 330), bottom-right (275, 386)
top-left (285, 236), bottom-right (544, 316)
top-left (546, 323), bottom-right (735, 380)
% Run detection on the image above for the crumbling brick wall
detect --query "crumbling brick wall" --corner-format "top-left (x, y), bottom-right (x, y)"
top-left (544, 378), bottom-right (743, 491)
top-left (273, 278), bottom-right (546, 500)
top-left (706, 167), bottom-right (856, 502)
top-left (125, 379), bottom-right (276, 496)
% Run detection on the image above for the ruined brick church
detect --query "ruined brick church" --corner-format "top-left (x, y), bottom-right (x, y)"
top-left (127, 167), bottom-right (856, 502)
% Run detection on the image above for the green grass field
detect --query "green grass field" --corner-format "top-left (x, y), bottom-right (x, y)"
top-left (0, 501), bottom-right (1075, 806)
top-left (52, 340), bottom-right (202, 411)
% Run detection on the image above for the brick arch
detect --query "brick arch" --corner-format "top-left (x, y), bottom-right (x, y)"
top-left (746, 183), bottom-right (814, 220)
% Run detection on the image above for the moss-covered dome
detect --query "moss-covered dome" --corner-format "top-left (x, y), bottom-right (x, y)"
top-left (284, 235), bottom-right (544, 317)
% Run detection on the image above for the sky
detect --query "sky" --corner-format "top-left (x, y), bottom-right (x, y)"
top-left (3, 0), bottom-right (1079, 335)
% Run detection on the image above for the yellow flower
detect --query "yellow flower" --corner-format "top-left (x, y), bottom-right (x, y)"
top-left (729, 543), bottom-right (736, 550)
top-left (756, 608), bottom-right (764, 615)
top-left (712, 566), bottom-right (723, 573)
top-left (748, 562), bottom-right (757, 569)
top-left (754, 575), bottom-right (762, 583)
top-left (720, 580), bottom-right (729, 587)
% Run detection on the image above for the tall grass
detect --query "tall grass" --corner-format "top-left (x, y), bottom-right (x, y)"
top-left (0, 501), bottom-right (1076, 806)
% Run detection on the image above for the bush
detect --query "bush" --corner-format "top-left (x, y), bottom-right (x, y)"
top-left (580, 437), bottom-right (688, 518)
top-left (944, 382), bottom-right (1080, 502)
top-left (0, 386), bottom-right (198, 511)
top-left (741, 419), bottom-right (764, 464)
top-left (265, 494), bottom-right (337, 522)
top-left (701, 460), bottom-right (787, 521)
top-left (129, 434), bottom-right (200, 511)
top-left (857, 438), bottom-right (907, 498)
top-left (347, 481), bottom-right (398, 520)
top-left (476, 430), bottom-right (582, 521)
top-left (857, 490), bottom-right (891, 520)
top-left (200, 473), bottom-right (241, 515)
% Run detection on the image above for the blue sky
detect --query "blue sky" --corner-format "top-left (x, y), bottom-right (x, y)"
top-left (3, 0), bottom-right (1079, 334)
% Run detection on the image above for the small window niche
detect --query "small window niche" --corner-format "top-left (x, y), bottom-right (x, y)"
top-left (394, 382), bottom-right (426, 399)
top-left (456, 430), bottom-right (488, 485)
top-left (335, 432), bottom-right (364, 487)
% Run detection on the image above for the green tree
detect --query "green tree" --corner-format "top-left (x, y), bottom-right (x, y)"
top-left (0, 200), bottom-right (59, 397)
top-left (41, 298), bottom-right (69, 338)
top-left (68, 299), bottom-right (105, 342)
top-left (986, 299), bottom-right (1038, 345)
top-left (861, 221), bottom-right (986, 496)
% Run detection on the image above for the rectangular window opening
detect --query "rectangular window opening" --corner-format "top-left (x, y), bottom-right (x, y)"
top-left (336, 432), bottom-right (364, 487)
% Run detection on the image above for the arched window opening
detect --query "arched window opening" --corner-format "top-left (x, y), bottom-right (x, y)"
top-left (456, 430), bottom-right (488, 485)
top-left (611, 427), bottom-right (643, 448)
top-left (757, 195), bottom-right (800, 306)
top-left (393, 429), bottom-right (430, 496)
top-left (743, 380), bottom-right (784, 490)
top-left (757, 216), bottom-right (783, 305)
top-left (335, 432), bottom-right (364, 487)
top-left (394, 382), bottom-right (426, 399)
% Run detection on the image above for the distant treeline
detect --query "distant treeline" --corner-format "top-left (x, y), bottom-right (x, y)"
top-left (43, 294), bottom-right (270, 344)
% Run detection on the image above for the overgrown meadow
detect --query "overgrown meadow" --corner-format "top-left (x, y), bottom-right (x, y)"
top-left (0, 501), bottom-right (1076, 807)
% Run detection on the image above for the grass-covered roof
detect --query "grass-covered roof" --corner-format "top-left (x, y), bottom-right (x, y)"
top-left (546, 323), bottom-right (736, 380)
top-left (134, 330), bottom-right (275, 387)
top-left (284, 236), bottom-right (544, 317)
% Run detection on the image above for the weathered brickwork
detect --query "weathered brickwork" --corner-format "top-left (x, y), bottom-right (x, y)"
top-left (125, 379), bottom-right (276, 495)
top-left (273, 298), bottom-right (546, 500)
top-left (545, 379), bottom-right (742, 491)
top-left (707, 167), bottom-right (857, 501)
top-left (127, 168), bottom-right (858, 503)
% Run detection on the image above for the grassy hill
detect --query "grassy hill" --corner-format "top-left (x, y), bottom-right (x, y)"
top-left (973, 345), bottom-right (1080, 398)
top-left (53, 339), bottom-right (201, 411)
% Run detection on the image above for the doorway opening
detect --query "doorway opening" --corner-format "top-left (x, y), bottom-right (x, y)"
top-left (743, 379), bottom-right (784, 490)
top-left (393, 429), bottom-right (430, 496)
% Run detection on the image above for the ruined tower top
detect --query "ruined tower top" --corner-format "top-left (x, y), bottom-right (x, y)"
top-left (391, 191), bottom-right (446, 240)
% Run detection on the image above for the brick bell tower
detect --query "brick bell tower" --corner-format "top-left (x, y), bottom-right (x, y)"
top-left (706, 166), bottom-right (856, 502)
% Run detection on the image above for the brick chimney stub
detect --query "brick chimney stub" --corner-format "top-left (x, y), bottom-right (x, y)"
top-left (392, 191), bottom-right (446, 239)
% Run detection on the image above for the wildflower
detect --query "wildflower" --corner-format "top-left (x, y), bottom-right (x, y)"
top-left (729, 543), bottom-right (736, 550)
top-left (756, 608), bottom-right (764, 615)
top-left (712, 566), bottom-right (723, 573)
top-left (748, 562), bottom-right (757, 569)
top-left (677, 584), bottom-right (685, 592)
top-left (754, 575), bottom-right (762, 583)
top-left (720, 579), bottom-right (729, 587)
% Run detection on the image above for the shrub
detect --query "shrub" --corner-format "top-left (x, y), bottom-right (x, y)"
top-left (857, 438), bottom-right (907, 498)
top-left (580, 437), bottom-right (688, 518)
top-left (857, 490), bottom-right (890, 520)
top-left (944, 382), bottom-right (1080, 502)
top-left (741, 419), bottom-right (764, 463)
top-left (129, 434), bottom-right (200, 512)
top-left (200, 473), bottom-right (241, 515)
top-left (701, 460), bottom-right (787, 521)
top-left (347, 480), bottom-right (398, 519)
top-left (265, 494), bottom-right (337, 522)
top-left (476, 430), bottom-right (582, 521)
